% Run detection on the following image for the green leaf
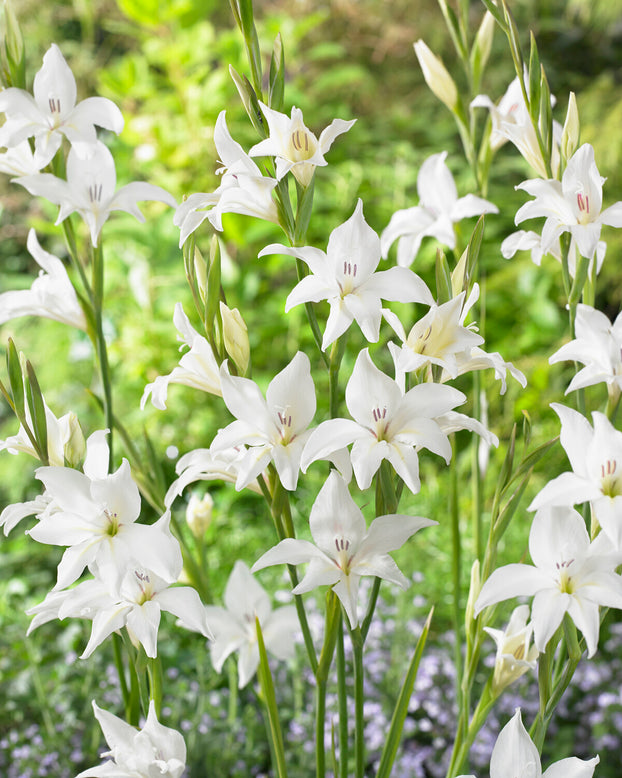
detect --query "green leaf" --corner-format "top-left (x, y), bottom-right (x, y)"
top-left (435, 248), bottom-right (453, 304)
top-left (25, 360), bottom-right (48, 465)
top-left (6, 338), bottom-right (24, 420)
top-left (294, 174), bottom-right (315, 245)
top-left (480, 0), bottom-right (507, 30)
top-left (375, 608), bottom-right (434, 778)
top-left (528, 32), bottom-right (541, 123)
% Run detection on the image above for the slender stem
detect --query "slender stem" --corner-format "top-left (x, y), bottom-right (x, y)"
top-left (351, 626), bottom-right (365, 778)
top-left (147, 656), bottom-right (163, 717)
top-left (315, 676), bottom-right (327, 778)
top-left (449, 437), bottom-right (464, 729)
top-left (336, 618), bottom-right (349, 778)
top-left (91, 242), bottom-right (114, 469)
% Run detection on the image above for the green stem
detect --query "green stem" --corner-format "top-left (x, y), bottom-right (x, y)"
top-left (91, 242), bottom-right (114, 469)
top-left (336, 618), bottom-right (349, 778)
top-left (350, 626), bottom-right (365, 778)
top-left (147, 656), bottom-right (163, 717)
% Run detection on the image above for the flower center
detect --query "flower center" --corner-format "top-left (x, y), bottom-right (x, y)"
top-left (339, 260), bottom-right (359, 295)
top-left (334, 536), bottom-right (352, 573)
top-left (289, 128), bottom-right (316, 161)
top-left (555, 559), bottom-right (575, 594)
top-left (88, 182), bottom-right (104, 203)
top-left (576, 192), bottom-right (591, 224)
top-left (134, 569), bottom-right (153, 604)
top-left (371, 405), bottom-right (389, 440)
top-left (104, 509), bottom-right (119, 536)
top-left (276, 408), bottom-right (294, 443)
top-left (600, 459), bottom-right (622, 497)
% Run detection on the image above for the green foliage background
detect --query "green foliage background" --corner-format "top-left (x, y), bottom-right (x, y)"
top-left (2, 0), bottom-right (622, 774)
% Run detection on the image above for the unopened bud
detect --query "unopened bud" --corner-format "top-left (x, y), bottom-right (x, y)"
top-left (414, 39), bottom-right (458, 112)
top-left (194, 246), bottom-right (207, 303)
top-left (464, 559), bottom-right (481, 629)
top-left (561, 92), bottom-right (580, 163)
top-left (220, 302), bottom-right (250, 375)
top-left (2, 0), bottom-right (24, 88)
top-left (63, 412), bottom-right (85, 468)
top-left (186, 492), bottom-right (214, 538)
top-left (471, 11), bottom-right (495, 86)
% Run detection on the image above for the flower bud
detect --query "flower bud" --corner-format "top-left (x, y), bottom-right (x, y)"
top-left (473, 12), bottom-right (495, 75)
top-left (561, 91), bottom-right (580, 163)
top-left (63, 412), bottom-right (85, 468)
top-left (194, 246), bottom-right (207, 304)
top-left (2, 0), bottom-right (24, 88)
top-left (186, 492), bottom-right (214, 538)
top-left (414, 40), bottom-right (458, 112)
top-left (464, 558), bottom-right (481, 629)
top-left (220, 301), bottom-right (250, 375)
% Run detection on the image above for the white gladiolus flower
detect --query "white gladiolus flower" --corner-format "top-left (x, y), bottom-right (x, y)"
top-left (249, 102), bottom-right (355, 187)
top-left (211, 351), bottom-right (316, 491)
top-left (380, 152), bottom-right (498, 267)
top-left (475, 504), bottom-right (622, 657)
top-left (0, 43), bottom-right (124, 167)
top-left (260, 199), bottom-right (433, 349)
top-left (205, 560), bottom-right (298, 688)
top-left (16, 140), bottom-right (177, 247)
top-left (457, 708), bottom-right (598, 778)
top-left (0, 229), bottom-right (86, 330)
top-left (253, 471), bottom-right (436, 628)
top-left (515, 143), bottom-right (622, 261)
top-left (75, 700), bottom-right (187, 778)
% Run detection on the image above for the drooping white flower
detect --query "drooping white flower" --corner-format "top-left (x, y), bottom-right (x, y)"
top-left (75, 700), bottom-right (187, 778)
top-left (210, 352), bottom-right (316, 491)
top-left (475, 504), bottom-right (622, 657)
top-left (15, 140), bottom-right (177, 246)
top-left (384, 284), bottom-right (526, 395)
top-left (380, 152), bottom-right (498, 267)
top-left (164, 445), bottom-right (263, 508)
top-left (301, 348), bottom-right (465, 493)
top-left (0, 229), bottom-right (86, 329)
top-left (0, 43), bottom-right (124, 167)
top-left (471, 76), bottom-right (561, 178)
top-left (549, 304), bottom-right (622, 397)
top-left (515, 143), bottom-right (622, 261)
top-left (249, 102), bottom-right (356, 187)
top-left (204, 560), bottom-right (298, 688)
top-left (141, 302), bottom-right (221, 411)
top-left (0, 140), bottom-right (41, 176)
top-left (529, 403), bottom-right (622, 549)
top-left (501, 229), bottom-right (607, 278)
top-left (260, 199), bottom-right (433, 350)
top-left (457, 708), bottom-right (599, 778)
top-left (483, 605), bottom-right (539, 694)
top-left (173, 111), bottom-right (279, 246)
top-left (472, 76), bottom-right (529, 152)
top-left (252, 471), bottom-right (436, 628)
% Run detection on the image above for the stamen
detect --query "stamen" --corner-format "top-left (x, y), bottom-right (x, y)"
top-left (48, 97), bottom-right (61, 113)
top-left (334, 537), bottom-right (350, 552)
top-left (135, 570), bottom-right (150, 583)
top-left (88, 183), bottom-right (103, 203)
top-left (577, 193), bottom-right (589, 213)
top-left (291, 130), bottom-right (309, 152)
top-left (372, 406), bottom-right (387, 422)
